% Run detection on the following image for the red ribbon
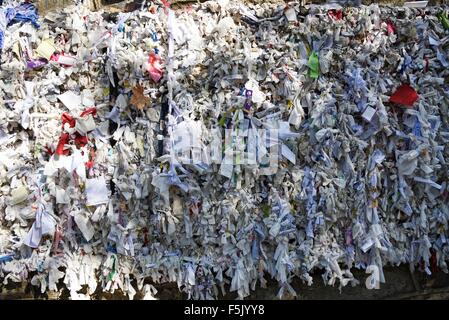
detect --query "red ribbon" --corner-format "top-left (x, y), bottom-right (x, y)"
top-left (50, 54), bottom-right (59, 62)
top-left (45, 144), bottom-right (54, 155)
top-left (80, 107), bottom-right (97, 117)
top-left (389, 84), bottom-right (419, 107)
top-left (85, 148), bottom-right (96, 169)
top-left (55, 133), bottom-right (70, 155)
top-left (328, 9), bottom-right (343, 20)
top-left (148, 53), bottom-right (163, 83)
top-left (61, 112), bottom-right (75, 128)
top-left (387, 21), bottom-right (395, 34)
top-left (56, 107), bottom-right (97, 155)
top-left (74, 134), bottom-right (88, 148)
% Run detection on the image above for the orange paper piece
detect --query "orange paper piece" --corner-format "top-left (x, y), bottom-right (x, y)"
top-left (130, 85), bottom-right (151, 110)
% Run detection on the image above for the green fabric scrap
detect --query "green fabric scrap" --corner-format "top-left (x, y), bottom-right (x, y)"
top-left (218, 116), bottom-right (226, 127)
top-left (438, 12), bottom-right (449, 30)
top-left (262, 204), bottom-right (271, 217)
top-left (308, 52), bottom-right (319, 79)
top-left (108, 255), bottom-right (117, 281)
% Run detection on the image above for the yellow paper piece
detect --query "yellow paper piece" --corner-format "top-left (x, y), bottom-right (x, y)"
top-left (10, 186), bottom-right (28, 205)
top-left (12, 41), bottom-right (22, 60)
top-left (36, 39), bottom-right (56, 60)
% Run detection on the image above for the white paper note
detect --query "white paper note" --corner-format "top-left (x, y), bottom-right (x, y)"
top-left (85, 176), bottom-right (109, 206)
top-left (57, 91), bottom-right (82, 111)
